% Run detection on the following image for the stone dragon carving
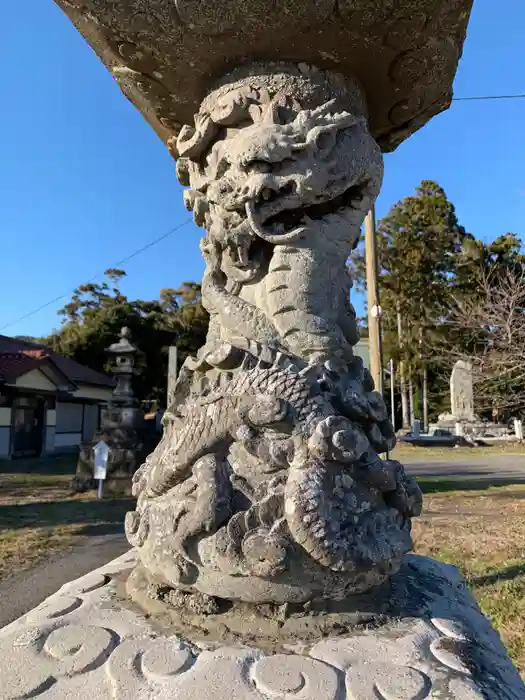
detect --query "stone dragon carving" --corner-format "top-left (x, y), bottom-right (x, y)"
top-left (125, 64), bottom-right (422, 604)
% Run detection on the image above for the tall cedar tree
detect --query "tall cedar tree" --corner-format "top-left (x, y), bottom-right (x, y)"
top-left (351, 181), bottom-right (525, 421)
top-left (350, 180), bottom-right (471, 421)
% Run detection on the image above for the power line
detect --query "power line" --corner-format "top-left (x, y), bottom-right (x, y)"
top-left (2, 90), bottom-right (524, 332)
top-left (453, 93), bottom-right (525, 101)
top-left (0, 217), bottom-right (193, 333)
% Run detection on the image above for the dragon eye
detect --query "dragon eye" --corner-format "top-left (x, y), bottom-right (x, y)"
top-left (248, 160), bottom-right (273, 174)
top-left (216, 158), bottom-right (231, 178)
top-left (315, 130), bottom-right (335, 151)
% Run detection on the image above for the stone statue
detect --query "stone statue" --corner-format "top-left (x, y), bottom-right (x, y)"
top-left (50, 0), bottom-right (472, 606)
top-left (35, 4), bottom-right (525, 698)
top-left (124, 65), bottom-right (422, 603)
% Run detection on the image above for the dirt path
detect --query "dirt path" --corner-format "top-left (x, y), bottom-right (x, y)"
top-left (0, 532), bottom-right (129, 629)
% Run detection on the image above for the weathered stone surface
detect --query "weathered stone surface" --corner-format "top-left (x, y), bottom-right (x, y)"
top-left (0, 552), bottom-right (523, 699)
top-left (73, 327), bottom-right (158, 494)
top-left (252, 654), bottom-right (340, 699)
top-left (53, 0), bottom-right (473, 152)
top-left (54, 0), bottom-right (470, 608)
top-left (345, 663), bottom-right (430, 700)
top-left (119, 64), bottom-right (424, 603)
top-left (450, 360), bottom-right (475, 422)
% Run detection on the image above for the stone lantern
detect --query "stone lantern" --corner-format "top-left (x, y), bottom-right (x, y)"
top-left (53, 3), bottom-right (525, 696)
top-left (73, 327), bottom-right (155, 494)
top-left (102, 326), bottom-right (143, 431)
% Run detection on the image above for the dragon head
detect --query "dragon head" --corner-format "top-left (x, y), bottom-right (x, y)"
top-left (175, 66), bottom-right (383, 279)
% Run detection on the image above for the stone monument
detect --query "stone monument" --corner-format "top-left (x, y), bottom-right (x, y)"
top-left (450, 361), bottom-right (475, 422)
top-left (438, 360), bottom-right (475, 427)
top-left (436, 360), bottom-right (511, 440)
top-left (73, 327), bottom-right (157, 494)
top-left (6, 1), bottom-right (519, 697)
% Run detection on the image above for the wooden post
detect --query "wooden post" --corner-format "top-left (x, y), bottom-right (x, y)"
top-left (408, 370), bottom-right (415, 425)
top-left (422, 367), bottom-right (428, 433)
top-left (397, 305), bottom-right (410, 429)
top-left (167, 345), bottom-right (178, 408)
top-left (365, 206), bottom-right (384, 395)
top-left (390, 358), bottom-right (396, 432)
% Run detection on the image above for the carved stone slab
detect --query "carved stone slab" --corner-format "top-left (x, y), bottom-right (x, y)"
top-left (450, 360), bottom-right (475, 422)
top-left (1, 551), bottom-right (523, 700)
top-left (52, 0), bottom-right (473, 152)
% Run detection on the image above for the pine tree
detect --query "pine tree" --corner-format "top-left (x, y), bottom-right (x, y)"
top-left (46, 270), bottom-right (209, 405)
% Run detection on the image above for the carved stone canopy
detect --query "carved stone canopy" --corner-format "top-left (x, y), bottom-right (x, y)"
top-left (54, 0), bottom-right (473, 153)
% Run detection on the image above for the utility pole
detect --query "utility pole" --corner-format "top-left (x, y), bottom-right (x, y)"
top-left (396, 304), bottom-right (410, 429)
top-left (167, 345), bottom-right (178, 409)
top-left (389, 358), bottom-right (396, 432)
top-left (365, 205), bottom-right (384, 395)
top-left (422, 367), bottom-right (428, 433)
top-left (419, 326), bottom-right (428, 433)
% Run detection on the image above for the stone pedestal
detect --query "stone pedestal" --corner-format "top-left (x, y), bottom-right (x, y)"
top-left (1, 551), bottom-right (523, 699)
top-left (436, 361), bottom-right (512, 440)
top-left (434, 417), bottom-right (512, 442)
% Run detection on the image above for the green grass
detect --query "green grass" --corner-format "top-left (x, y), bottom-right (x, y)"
top-left (0, 454), bottom-right (79, 475)
top-left (0, 468), bottom-right (133, 582)
top-left (414, 483), bottom-right (525, 676)
top-left (417, 477), bottom-right (525, 494)
top-left (393, 441), bottom-right (525, 461)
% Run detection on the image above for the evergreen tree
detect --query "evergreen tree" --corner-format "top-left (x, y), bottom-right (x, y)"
top-left (46, 269), bottom-right (209, 405)
top-left (350, 180), bottom-right (471, 423)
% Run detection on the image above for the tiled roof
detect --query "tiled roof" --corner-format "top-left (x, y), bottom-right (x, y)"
top-left (0, 335), bottom-right (115, 388)
top-left (0, 353), bottom-right (41, 382)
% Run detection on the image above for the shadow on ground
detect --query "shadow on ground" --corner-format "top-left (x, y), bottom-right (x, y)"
top-left (417, 477), bottom-right (525, 494)
top-left (0, 497), bottom-right (134, 532)
top-left (471, 562), bottom-right (525, 588)
top-left (0, 453), bottom-right (135, 541)
top-left (0, 454), bottom-right (78, 476)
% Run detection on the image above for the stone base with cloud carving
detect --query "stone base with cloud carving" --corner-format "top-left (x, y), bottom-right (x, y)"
top-left (0, 550), bottom-right (523, 700)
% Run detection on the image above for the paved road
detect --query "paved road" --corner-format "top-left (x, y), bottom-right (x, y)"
top-left (0, 532), bottom-right (129, 629)
top-left (405, 455), bottom-right (525, 482)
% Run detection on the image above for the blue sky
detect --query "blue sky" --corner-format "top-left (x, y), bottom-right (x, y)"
top-left (1, 1), bottom-right (524, 337)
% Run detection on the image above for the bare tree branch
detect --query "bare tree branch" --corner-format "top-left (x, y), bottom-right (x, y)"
top-left (430, 266), bottom-right (525, 415)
